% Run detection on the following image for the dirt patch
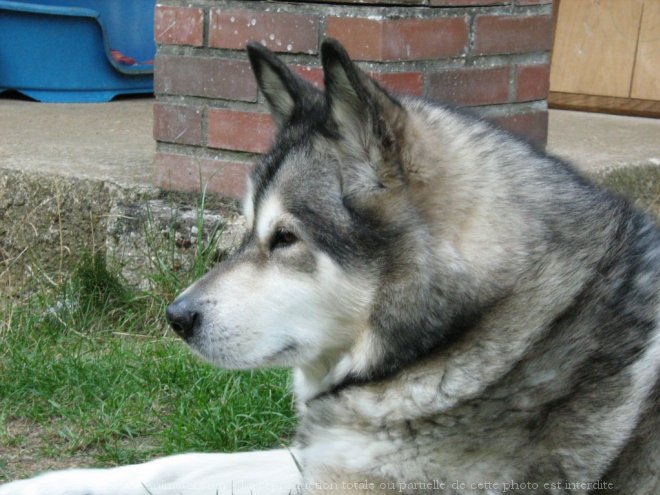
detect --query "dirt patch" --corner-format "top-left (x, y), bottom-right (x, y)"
top-left (0, 418), bottom-right (98, 482)
top-left (0, 418), bottom-right (162, 482)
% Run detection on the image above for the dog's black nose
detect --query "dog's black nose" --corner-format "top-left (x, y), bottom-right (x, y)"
top-left (166, 299), bottom-right (199, 340)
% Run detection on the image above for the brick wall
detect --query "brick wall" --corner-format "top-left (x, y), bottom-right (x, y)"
top-left (153, 0), bottom-right (554, 199)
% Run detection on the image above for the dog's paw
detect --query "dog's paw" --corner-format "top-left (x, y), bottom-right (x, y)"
top-left (0, 469), bottom-right (122, 495)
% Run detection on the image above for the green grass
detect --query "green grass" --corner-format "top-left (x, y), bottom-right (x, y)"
top-left (0, 199), bottom-right (295, 481)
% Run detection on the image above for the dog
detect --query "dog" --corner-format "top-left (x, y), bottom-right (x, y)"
top-left (1, 39), bottom-right (658, 495)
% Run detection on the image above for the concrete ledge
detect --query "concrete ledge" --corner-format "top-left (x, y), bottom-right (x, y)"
top-left (0, 168), bottom-right (158, 297)
top-left (107, 198), bottom-right (245, 290)
top-left (0, 164), bottom-right (252, 299)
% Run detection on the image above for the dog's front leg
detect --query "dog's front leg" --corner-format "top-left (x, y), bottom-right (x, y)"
top-left (0, 449), bottom-right (302, 495)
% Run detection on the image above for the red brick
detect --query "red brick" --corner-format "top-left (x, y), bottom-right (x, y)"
top-left (209, 9), bottom-right (319, 53)
top-left (290, 66), bottom-right (423, 96)
top-left (326, 17), bottom-right (384, 60)
top-left (155, 55), bottom-right (256, 101)
top-left (154, 152), bottom-right (253, 199)
top-left (292, 65), bottom-right (325, 88)
top-left (515, 64), bottom-right (550, 102)
top-left (430, 0), bottom-right (506, 5)
top-left (517, 0), bottom-right (552, 4)
top-left (489, 111), bottom-right (548, 148)
top-left (155, 6), bottom-right (204, 47)
top-left (315, 0), bottom-right (425, 4)
top-left (315, 0), bottom-right (503, 4)
top-left (326, 16), bottom-right (468, 61)
top-left (473, 15), bottom-right (553, 55)
top-left (426, 67), bottom-right (510, 106)
top-left (153, 103), bottom-right (203, 146)
top-left (370, 72), bottom-right (424, 96)
top-left (208, 109), bottom-right (276, 154)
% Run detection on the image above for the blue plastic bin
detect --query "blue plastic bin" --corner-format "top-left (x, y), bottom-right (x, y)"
top-left (0, 0), bottom-right (156, 102)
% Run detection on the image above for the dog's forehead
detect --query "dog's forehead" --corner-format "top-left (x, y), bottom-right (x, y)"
top-left (243, 143), bottom-right (294, 229)
top-left (247, 139), bottom-right (339, 225)
top-left (255, 191), bottom-right (285, 241)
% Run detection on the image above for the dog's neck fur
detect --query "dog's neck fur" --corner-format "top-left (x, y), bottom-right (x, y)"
top-left (292, 209), bottom-right (624, 417)
top-left (294, 355), bottom-right (344, 403)
top-left (293, 345), bottom-right (367, 403)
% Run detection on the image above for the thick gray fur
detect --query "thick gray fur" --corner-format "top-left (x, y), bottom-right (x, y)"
top-left (240, 40), bottom-right (660, 494)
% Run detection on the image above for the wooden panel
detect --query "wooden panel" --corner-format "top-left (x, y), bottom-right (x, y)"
top-left (631, 0), bottom-right (660, 100)
top-left (549, 92), bottom-right (660, 118)
top-left (550, 0), bottom-right (643, 98)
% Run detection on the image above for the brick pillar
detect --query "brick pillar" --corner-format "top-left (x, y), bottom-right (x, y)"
top-left (154, 0), bottom-right (553, 198)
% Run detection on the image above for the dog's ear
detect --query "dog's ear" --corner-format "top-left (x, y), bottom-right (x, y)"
top-left (247, 42), bottom-right (319, 126)
top-left (321, 39), bottom-right (408, 189)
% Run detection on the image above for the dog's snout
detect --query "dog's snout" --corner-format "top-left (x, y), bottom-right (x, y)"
top-left (166, 299), bottom-right (199, 340)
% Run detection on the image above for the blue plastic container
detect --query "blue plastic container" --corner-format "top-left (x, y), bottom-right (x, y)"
top-left (0, 0), bottom-right (156, 102)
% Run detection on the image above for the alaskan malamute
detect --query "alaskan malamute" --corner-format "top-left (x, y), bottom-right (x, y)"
top-left (2, 40), bottom-right (658, 495)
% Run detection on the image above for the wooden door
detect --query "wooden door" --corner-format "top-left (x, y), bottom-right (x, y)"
top-left (550, 0), bottom-right (660, 117)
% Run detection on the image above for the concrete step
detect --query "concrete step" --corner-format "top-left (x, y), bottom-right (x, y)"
top-left (546, 109), bottom-right (660, 173)
top-left (0, 97), bottom-right (155, 187)
top-left (0, 167), bottom-right (245, 298)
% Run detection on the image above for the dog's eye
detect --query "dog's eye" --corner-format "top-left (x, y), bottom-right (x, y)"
top-left (270, 228), bottom-right (298, 250)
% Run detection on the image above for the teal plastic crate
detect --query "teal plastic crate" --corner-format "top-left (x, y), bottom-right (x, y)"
top-left (0, 0), bottom-right (156, 102)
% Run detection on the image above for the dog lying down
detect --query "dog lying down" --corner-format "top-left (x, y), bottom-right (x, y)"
top-left (1, 39), bottom-right (658, 495)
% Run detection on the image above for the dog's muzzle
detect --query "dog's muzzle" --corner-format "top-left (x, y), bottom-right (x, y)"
top-left (165, 297), bottom-right (199, 340)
